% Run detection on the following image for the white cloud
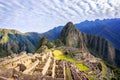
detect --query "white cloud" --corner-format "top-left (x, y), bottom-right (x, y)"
top-left (0, 0), bottom-right (120, 33)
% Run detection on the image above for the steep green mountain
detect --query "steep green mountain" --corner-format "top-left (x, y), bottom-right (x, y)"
top-left (60, 22), bottom-right (87, 51)
top-left (0, 27), bottom-right (64, 57)
top-left (24, 32), bottom-right (42, 47)
top-left (0, 29), bottom-right (39, 57)
top-left (60, 22), bottom-right (120, 68)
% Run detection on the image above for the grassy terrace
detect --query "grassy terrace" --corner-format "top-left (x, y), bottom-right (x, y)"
top-left (66, 65), bottom-right (73, 80)
top-left (100, 61), bottom-right (107, 76)
top-left (53, 50), bottom-right (89, 71)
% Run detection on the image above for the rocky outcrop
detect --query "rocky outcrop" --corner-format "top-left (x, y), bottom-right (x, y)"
top-left (83, 34), bottom-right (117, 65)
top-left (60, 22), bottom-right (87, 52)
top-left (76, 18), bottom-right (120, 49)
top-left (60, 22), bottom-right (120, 67)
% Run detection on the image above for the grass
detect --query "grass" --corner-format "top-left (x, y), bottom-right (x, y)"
top-left (53, 50), bottom-right (89, 71)
top-left (66, 65), bottom-right (73, 80)
top-left (91, 73), bottom-right (97, 76)
top-left (53, 50), bottom-right (76, 63)
top-left (75, 63), bottom-right (89, 71)
top-left (100, 61), bottom-right (111, 80)
top-left (100, 61), bottom-right (107, 76)
top-left (0, 34), bottom-right (8, 44)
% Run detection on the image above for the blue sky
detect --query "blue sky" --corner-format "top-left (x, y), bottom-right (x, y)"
top-left (0, 0), bottom-right (120, 33)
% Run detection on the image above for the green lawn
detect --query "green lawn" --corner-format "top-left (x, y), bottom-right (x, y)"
top-left (53, 50), bottom-right (89, 71)
top-left (75, 63), bottom-right (89, 71)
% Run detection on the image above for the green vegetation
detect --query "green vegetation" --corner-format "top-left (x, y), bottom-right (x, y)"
top-left (54, 39), bottom-right (64, 47)
top-left (36, 46), bottom-right (48, 53)
top-left (37, 37), bottom-right (55, 52)
top-left (106, 63), bottom-right (120, 79)
top-left (66, 65), bottom-right (73, 80)
top-left (0, 34), bottom-right (8, 44)
top-left (36, 37), bottom-right (48, 50)
top-left (100, 61), bottom-right (107, 76)
top-left (53, 50), bottom-right (76, 62)
top-left (0, 52), bottom-right (6, 57)
top-left (112, 68), bottom-right (120, 79)
top-left (91, 73), bottom-right (97, 76)
top-left (0, 28), bottom-right (22, 34)
top-left (100, 61), bottom-right (114, 80)
top-left (53, 50), bottom-right (89, 71)
top-left (0, 29), bottom-right (36, 57)
top-left (46, 42), bottom-right (54, 49)
top-left (75, 63), bottom-right (89, 71)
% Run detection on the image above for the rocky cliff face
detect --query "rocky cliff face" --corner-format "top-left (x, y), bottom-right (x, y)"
top-left (83, 34), bottom-right (116, 65)
top-left (76, 18), bottom-right (120, 49)
top-left (60, 22), bottom-right (120, 67)
top-left (60, 22), bottom-right (87, 52)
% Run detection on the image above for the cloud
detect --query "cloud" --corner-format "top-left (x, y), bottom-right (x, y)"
top-left (0, 0), bottom-right (120, 33)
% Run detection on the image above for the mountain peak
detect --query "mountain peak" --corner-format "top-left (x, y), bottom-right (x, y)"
top-left (64, 22), bottom-right (76, 30)
top-left (65, 22), bottom-right (74, 27)
top-left (62, 22), bottom-right (80, 35)
top-left (0, 28), bottom-right (22, 34)
top-left (60, 22), bottom-right (86, 49)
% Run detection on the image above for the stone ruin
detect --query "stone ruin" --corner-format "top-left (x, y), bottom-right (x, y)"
top-left (0, 51), bottom-right (67, 80)
top-left (0, 50), bottom-right (111, 80)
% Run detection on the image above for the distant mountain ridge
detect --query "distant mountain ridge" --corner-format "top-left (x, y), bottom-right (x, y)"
top-left (75, 18), bottom-right (120, 49)
top-left (41, 18), bottom-right (120, 49)
top-left (0, 29), bottom-right (37, 57)
top-left (0, 18), bottom-right (120, 57)
top-left (0, 29), bottom-right (52, 57)
top-left (41, 26), bottom-right (63, 41)
top-left (0, 27), bottom-right (62, 57)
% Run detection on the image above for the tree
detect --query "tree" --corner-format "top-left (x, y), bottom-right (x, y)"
top-left (36, 37), bottom-right (48, 50)
top-left (54, 39), bottom-right (64, 47)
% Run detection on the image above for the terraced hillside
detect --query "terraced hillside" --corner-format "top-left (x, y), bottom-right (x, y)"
top-left (0, 49), bottom-right (114, 80)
